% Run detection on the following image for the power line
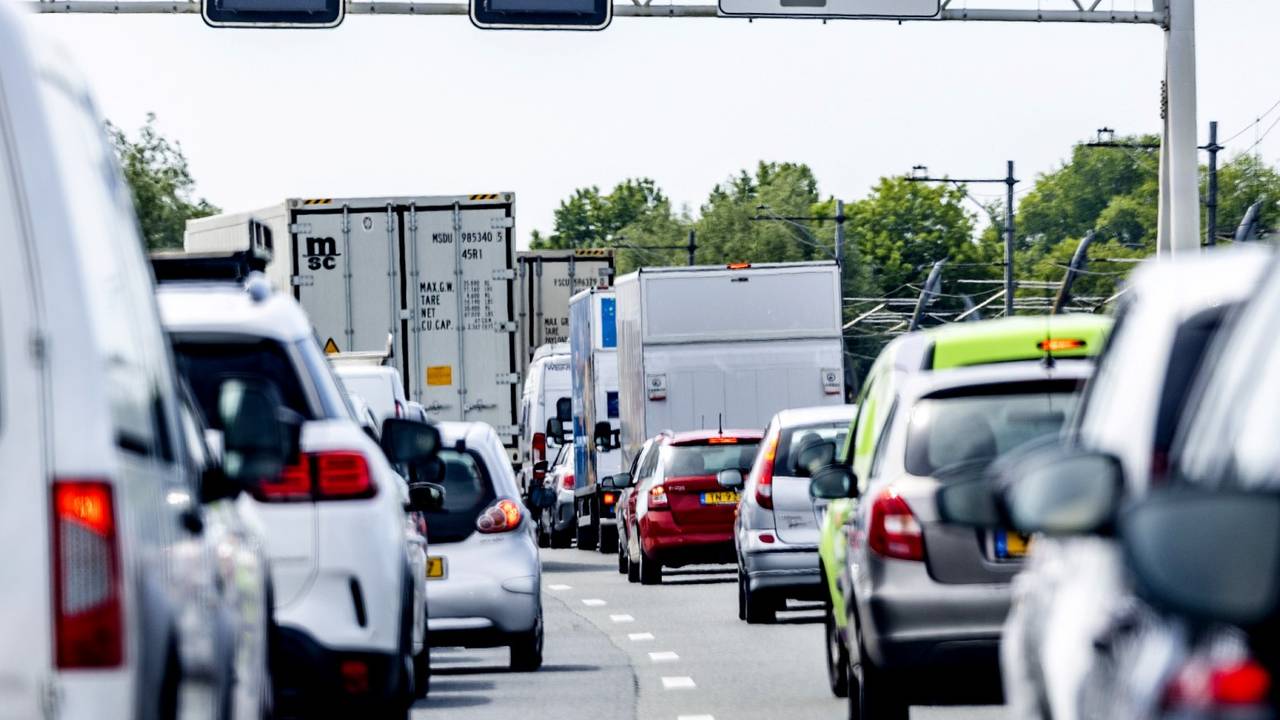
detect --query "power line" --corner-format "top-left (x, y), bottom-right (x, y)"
top-left (1223, 95), bottom-right (1280, 145)
top-left (1238, 113), bottom-right (1280, 157)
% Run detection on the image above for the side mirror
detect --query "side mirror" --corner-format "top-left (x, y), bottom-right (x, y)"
top-left (810, 464), bottom-right (856, 500)
top-left (937, 478), bottom-right (1002, 528)
top-left (716, 469), bottom-right (744, 490)
top-left (556, 397), bottom-right (572, 423)
top-left (199, 465), bottom-right (240, 504)
top-left (408, 482), bottom-right (446, 513)
top-left (545, 418), bottom-right (567, 446)
top-left (1004, 449), bottom-right (1123, 536)
top-left (380, 418), bottom-right (441, 466)
top-left (603, 473), bottom-right (632, 490)
top-left (218, 378), bottom-right (292, 485)
top-left (594, 421), bottom-right (615, 451)
top-left (1122, 489), bottom-right (1280, 628)
top-left (532, 460), bottom-right (549, 483)
top-left (795, 440), bottom-right (836, 477)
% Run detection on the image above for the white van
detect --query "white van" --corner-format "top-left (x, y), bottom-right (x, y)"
top-left (516, 343), bottom-right (572, 494)
top-left (0, 8), bottom-right (250, 719)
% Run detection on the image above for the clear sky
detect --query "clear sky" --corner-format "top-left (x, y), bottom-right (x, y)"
top-left (31, 0), bottom-right (1280, 248)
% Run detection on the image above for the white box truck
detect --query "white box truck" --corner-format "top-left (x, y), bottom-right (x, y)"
top-left (185, 194), bottom-right (522, 458)
top-left (515, 249), bottom-right (615, 375)
top-left (616, 262), bottom-right (847, 470)
top-left (567, 287), bottom-right (622, 552)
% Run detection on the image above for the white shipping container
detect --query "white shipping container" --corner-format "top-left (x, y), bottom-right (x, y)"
top-left (616, 262), bottom-right (846, 469)
top-left (515, 249), bottom-right (614, 376)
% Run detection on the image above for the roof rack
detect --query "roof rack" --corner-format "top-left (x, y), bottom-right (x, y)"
top-left (150, 218), bottom-right (273, 284)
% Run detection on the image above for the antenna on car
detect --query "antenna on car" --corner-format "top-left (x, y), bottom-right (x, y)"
top-left (718, 413), bottom-right (723, 436)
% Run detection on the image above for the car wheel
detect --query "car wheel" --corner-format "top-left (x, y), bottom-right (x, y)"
top-left (742, 571), bottom-right (775, 624)
top-left (737, 568), bottom-right (747, 620)
top-left (510, 608), bottom-right (544, 672)
top-left (577, 510), bottom-right (599, 551)
top-left (413, 645), bottom-right (431, 699)
top-left (550, 522), bottom-right (573, 549)
top-left (848, 621), bottom-right (907, 720)
top-left (638, 538), bottom-right (662, 585)
top-left (824, 602), bottom-right (849, 698)
top-left (617, 535), bottom-right (629, 574)
top-left (598, 524), bottom-right (617, 554)
top-left (626, 533), bottom-right (642, 583)
top-left (537, 517), bottom-right (550, 548)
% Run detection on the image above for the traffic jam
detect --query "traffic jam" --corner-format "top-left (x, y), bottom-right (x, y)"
top-left (4, 1), bottom-right (1280, 720)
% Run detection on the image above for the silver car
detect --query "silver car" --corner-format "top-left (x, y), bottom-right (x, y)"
top-left (425, 422), bottom-right (544, 671)
top-left (734, 405), bottom-right (856, 623)
top-left (538, 442), bottom-right (577, 549)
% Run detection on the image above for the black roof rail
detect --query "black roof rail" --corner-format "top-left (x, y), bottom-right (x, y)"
top-left (150, 218), bottom-right (274, 284)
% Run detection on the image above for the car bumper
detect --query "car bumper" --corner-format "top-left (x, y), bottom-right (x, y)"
top-left (741, 540), bottom-right (822, 598)
top-left (853, 556), bottom-right (1010, 680)
top-left (552, 493), bottom-right (575, 532)
top-left (640, 512), bottom-right (734, 566)
top-left (271, 625), bottom-right (406, 715)
top-left (427, 531), bottom-right (540, 643)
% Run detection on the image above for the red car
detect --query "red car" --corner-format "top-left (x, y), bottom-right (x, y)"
top-left (622, 430), bottom-right (763, 585)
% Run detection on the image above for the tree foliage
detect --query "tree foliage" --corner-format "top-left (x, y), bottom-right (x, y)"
top-left (107, 114), bottom-right (219, 250)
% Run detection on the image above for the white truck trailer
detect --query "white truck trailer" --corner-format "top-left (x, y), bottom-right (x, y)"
top-left (515, 249), bottom-right (614, 377)
top-left (616, 262), bottom-right (847, 470)
top-left (185, 194), bottom-right (522, 458)
top-left (567, 287), bottom-right (622, 552)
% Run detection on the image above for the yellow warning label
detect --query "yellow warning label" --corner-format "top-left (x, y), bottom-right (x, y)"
top-left (323, 338), bottom-right (340, 354)
top-left (426, 366), bottom-right (453, 386)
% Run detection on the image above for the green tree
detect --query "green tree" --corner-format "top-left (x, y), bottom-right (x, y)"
top-left (694, 162), bottom-right (825, 266)
top-left (531, 178), bottom-right (674, 251)
top-left (107, 114), bottom-right (218, 250)
top-left (1211, 154), bottom-right (1280, 241)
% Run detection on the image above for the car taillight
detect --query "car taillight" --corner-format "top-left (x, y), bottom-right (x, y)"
top-left (755, 431), bottom-right (780, 510)
top-left (1164, 658), bottom-right (1272, 710)
top-left (315, 452), bottom-right (376, 500)
top-left (562, 473), bottom-right (574, 491)
top-left (253, 452), bottom-right (376, 502)
top-left (867, 489), bottom-right (924, 561)
top-left (52, 479), bottom-right (123, 669)
top-left (603, 492), bottom-right (616, 506)
top-left (532, 433), bottom-right (547, 463)
top-left (649, 484), bottom-right (669, 510)
top-left (477, 499), bottom-right (522, 534)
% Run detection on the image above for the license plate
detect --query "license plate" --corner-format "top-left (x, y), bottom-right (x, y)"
top-left (994, 531), bottom-right (1029, 559)
top-left (426, 556), bottom-right (447, 580)
top-left (701, 491), bottom-right (739, 505)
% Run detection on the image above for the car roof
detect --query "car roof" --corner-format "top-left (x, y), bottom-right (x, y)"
top-left (923, 315), bottom-right (1113, 370)
top-left (437, 421), bottom-right (500, 448)
top-left (774, 404), bottom-right (858, 428)
top-left (156, 282), bottom-right (313, 340)
top-left (334, 365), bottom-right (401, 379)
top-left (899, 358), bottom-right (1095, 405)
top-left (530, 343), bottom-right (570, 363)
top-left (1120, 245), bottom-right (1271, 321)
top-left (666, 429), bottom-right (764, 445)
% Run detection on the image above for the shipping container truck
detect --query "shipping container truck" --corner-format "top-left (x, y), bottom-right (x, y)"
top-left (567, 287), bottom-right (622, 552)
top-left (185, 194), bottom-right (522, 459)
top-left (515, 249), bottom-right (614, 377)
top-left (616, 262), bottom-right (847, 472)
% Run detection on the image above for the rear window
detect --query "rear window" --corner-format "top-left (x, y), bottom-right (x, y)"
top-left (425, 449), bottom-right (496, 544)
top-left (905, 381), bottom-right (1083, 479)
top-left (776, 423), bottom-right (850, 476)
top-left (172, 338), bottom-right (314, 426)
top-left (662, 440), bottom-right (761, 478)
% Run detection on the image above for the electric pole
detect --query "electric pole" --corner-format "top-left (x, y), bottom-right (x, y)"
top-left (1204, 121), bottom-right (1221, 246)
top-left (687, 230), bottom-right (697, 266)
top-left (834, 200), bottom-right (846, 268)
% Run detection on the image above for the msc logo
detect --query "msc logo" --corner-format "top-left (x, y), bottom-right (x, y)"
top-left (306, 237), bottom-right (341, 271)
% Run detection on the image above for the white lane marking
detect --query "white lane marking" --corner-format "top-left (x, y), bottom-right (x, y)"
top-left (582, 598), bottom-right (607, 607)
top-left (648, 651), bottom-right (680, 663)
top-left (548, 584), bottom-right (572, 591)
top-left (628, 632), bottom-right (655, 641)
top-left (662, 676), bottom-right (697, 690)
top-left (677, 716), bottom-right (715, 720)
top-left (610, 614), bottom-right (635, 623)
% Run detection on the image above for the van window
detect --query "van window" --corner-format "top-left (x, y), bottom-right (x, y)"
top-left (425, 449), bottom-right (496, 544)
top-left (39, 76), bottom-right (173, 458)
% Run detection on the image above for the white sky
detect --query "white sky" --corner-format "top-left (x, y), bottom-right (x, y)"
top-left (32, 0), bottom-right (1280, 249)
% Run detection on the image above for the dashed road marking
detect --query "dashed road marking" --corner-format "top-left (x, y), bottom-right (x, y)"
top-left (582, 598), bottom-right (607, 607)
top-left (548, 584), bottom-right (572, 591)
top-left (662, 676), bottom-right (697, 690)
top-left (628, 632), bottom-right (655, 641)
top-left (648, 651), bottom-right (680, 663)
top-left (610, 614), bottom-right (635, 623)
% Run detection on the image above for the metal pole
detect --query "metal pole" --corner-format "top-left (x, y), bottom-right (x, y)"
top-left (1164, 0), bottom-right (1201, 255)
top-left (834, 199), bottom-right (846, 268)
top-left (1053, 230), bottom-right (1097, 314)
top-left (687, 229), bottom-right (697, 266)
top-left (1004, 161), bottom-right (1016, 317)
top-left (1206, 120), bottom-right (1219, 247)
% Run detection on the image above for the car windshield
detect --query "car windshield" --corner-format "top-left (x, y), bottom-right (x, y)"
top-left (172, 338), bottom-right (314, 426)
top-left (663, 440), bottom-right (761, 478)
top-left (777, 422), bottom-right (850, 477)
top-left (905, 381), bottom-right (1083, 479)
top-left (424, 449), bottom-right (496, 544)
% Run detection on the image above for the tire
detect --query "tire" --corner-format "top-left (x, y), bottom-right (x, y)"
top-left (626, 534), bottom-right (641, 583)
top-left (158, 637), bottom-right (181, 720)
top-left (550, 522), bottom-right (573, 549)
top-left (617, 534), bottom-right (629, 574)
top-left (413, 646), bottom-right (431, 699)
top-left (638, 540), bottom-right (662, 585)
top-left (824, 602), bottom-right (850, 698)
top-left (576, 503), bottom-right (599, 551)
top-left (737, 568), bottom-right (747, 620)
top-left (510, 609), bottom-right (544, 672)
top-left (847, 621), bottom-right (908, 720)
top-left (598, 524), bottom-right (617, 555)
top-left (743, 582), bottom-right (775, 624)
top-left (537, 519), bottom-right (550, 549)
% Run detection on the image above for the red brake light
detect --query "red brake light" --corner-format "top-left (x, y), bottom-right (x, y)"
top-left (562, 473), bottom-right (574, 491)
top-left (708, 436), bottom-right (739, 445)
top-left (649, 484), bottom-right (669, 510)
top-left (755, 431), bottom-right (780, 510)
top-left (1164, 659), bottom-right (1272, 710)
top-left (532, 432), bottom-right (547, 462)
top-left (1037, 337), bottom-right (1086, 352)
top-left (867, 489), bottom-right (924, 561)
top-left (52, 479), bottom-right (123, 669)
top-left (477, 499), bottom-right (522, 534)
top-left (727, 262), bottom-right (751, 270)
top-left (315, 452), bottom-right (376, 500)
top-left (603, 492), bottom-right (616, 506)
top-left (256, 459), bottom-right (312, 502)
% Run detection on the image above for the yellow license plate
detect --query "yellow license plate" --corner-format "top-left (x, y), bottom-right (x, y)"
top-left (427, 556), bottom-right (446, 579)
top-left (997, 531), bottom-right (1030, 559)
top-left (701, 491), bottom-right (740, 505)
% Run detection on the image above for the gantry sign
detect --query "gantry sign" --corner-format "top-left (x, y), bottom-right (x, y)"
top-left (33, 0), bottom-right (1199, 256)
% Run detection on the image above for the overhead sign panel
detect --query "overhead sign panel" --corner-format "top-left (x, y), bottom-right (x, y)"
top-left (717, 0), bottom-right (938, 19)
top-left (471, 0), bottom-right (611, 30)
top-left (203, 0), bottom-right (344, 27)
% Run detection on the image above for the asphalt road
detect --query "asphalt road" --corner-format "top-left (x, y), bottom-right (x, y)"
top-left (414, 547), bottom-right (1004, 720)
